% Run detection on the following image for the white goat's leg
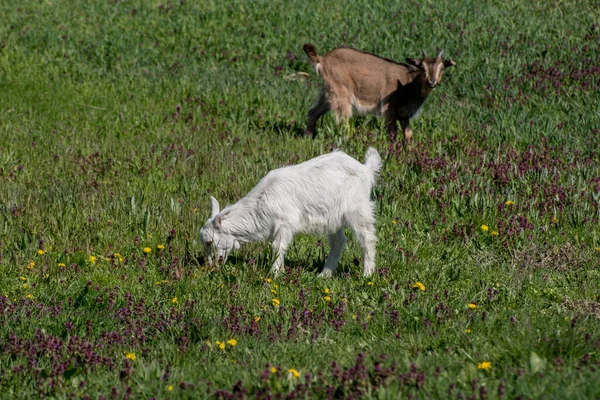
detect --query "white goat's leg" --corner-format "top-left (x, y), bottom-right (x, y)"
top-left (271, 229), bottom-right (293, 276)
top-left (350, 213), bottom-right (377, 277)
top-left (319, 229), bottom-right (347, 278)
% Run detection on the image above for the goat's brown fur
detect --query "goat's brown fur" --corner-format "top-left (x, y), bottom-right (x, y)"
top-left (303, 44), bottom-right (455, 143)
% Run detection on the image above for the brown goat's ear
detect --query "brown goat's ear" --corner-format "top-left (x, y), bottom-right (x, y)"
top-left (444, 59), bottom-right (456, 68)
top-left (405, 58), bottom-right (423, 68)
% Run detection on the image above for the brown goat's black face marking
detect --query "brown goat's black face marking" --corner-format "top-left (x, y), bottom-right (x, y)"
top-left (419, 58), bottom-right (447, 88)
top-left (414, 50), bottom-right (456, 89)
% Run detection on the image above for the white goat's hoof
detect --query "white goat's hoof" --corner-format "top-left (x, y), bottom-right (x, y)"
top-left (318, 269), bottom-right (333, 278)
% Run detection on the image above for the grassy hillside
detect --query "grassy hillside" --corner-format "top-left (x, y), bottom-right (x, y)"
top-left (0, 0), bottom-right (599, 398)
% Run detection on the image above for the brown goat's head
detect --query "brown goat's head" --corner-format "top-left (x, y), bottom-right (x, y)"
top-left (406, 49), bottom-right (456, 89)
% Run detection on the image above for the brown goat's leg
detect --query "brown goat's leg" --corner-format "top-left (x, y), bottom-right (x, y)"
top-left (385, 118), bottom-right (398, 141)
top-left (331, 99), bottom-right (353, 136)
top-left (400, 119), bottom-right (413, 145)
top-left (306, 94), bottom-right (330, 138)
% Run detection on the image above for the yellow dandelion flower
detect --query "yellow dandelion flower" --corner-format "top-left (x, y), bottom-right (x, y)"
top-left (27, 262), bottom-right (35, 270)
top-left (254, 316), bottom-right (261, 322)
top-left (324, 288), bottom-right (331, 294)
top-left (323, 295), bottom-right (331, 302)
top-left (271, 367), bottom-right (277, 374)
top-left (288, 369), bottom-right (300, 379)
top-left (468, 303), bottom-right (477, 309)
top-left (168, 385), bottom-right (173, 391)
top-left (367, 281), bottom-right (374, 286)
top-left (352, 314), bottom-right (357, 319)
top-left (265, 278), bottom-right (272, 283)
top-left (125, 353), bottom-right (136, 361)
top-left (273, 284), bottom-right (278, 289)
top-left (271, 288), bottom-right (277, 294)
top-left (412, 282), bottom-right (426, 291)
top-left (37, 249), bottom-right (45, 255)
top-left (156, 281), bottom-right (161, 285)
top-left (552, 216), bottom-right (558, 222)
top-left (19, 276), bottom-right (26, 281)
top-left (58, 263), bottom-right (66, 268)
top-left (143, 247), bottom-right (152, 254)
top-left (44, 274), bottom-right (49, 279)
top-left (481, 225), bottom-right (489, 232)
top-left (216, 341), bottom-right (225, 350)
top-left (477, 361), bottom-right (492, 370)
top-left (272, 298), bottom-right (280, 307)
top-left (205, 340), bottom-right (212, 347)
top-left (26, 294), bottom-right (33, 299)
top-left (505, 200), bottom-right (515, 206)
top-left (595, 247), bottom-right (600, 252)
top-left (392, 220), bottom-right (397, 225)
top-left (147, 234), bottom-right (153, 239)
top-left (171, 297), bottom-right (177, 303)
top-left (89, 255), bottom-right (97, 264)
top-left (23, 284), bottom-right (28, 289)
top-left (157, 244), bottom-right (165, 250)
top-left (491, 231), bottom-right (498, 236)
top-left (227, 339), bottom-right (237, 347)
top-left (466, 328), bottom-right (471, 333)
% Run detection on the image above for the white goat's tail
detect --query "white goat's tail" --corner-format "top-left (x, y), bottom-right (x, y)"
top-left (364, 147), bottom-right (382, 178)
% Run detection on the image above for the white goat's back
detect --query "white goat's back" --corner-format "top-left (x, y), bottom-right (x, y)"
top-left (244, 149), bottom-right (379, 235)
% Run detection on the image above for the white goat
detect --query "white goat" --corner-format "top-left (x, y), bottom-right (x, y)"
top-left (199, 148), bottom-right (382, 277)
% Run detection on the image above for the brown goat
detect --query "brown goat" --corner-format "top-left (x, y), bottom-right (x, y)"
top-left (303, 44), bottom-right (455, 143)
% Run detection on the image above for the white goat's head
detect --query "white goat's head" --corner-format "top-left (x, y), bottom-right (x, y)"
top-left (199, 196), bottom-right (240, 265)
top-left (406, 49), bottom-right (456, 89)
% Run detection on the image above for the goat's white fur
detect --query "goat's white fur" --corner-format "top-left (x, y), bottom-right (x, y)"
top-left (199, 148), bottom-right (382, 277)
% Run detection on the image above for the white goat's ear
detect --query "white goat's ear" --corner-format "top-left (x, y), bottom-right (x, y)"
top-left (210, 196), bottom-right (220, 218)
top-left (213, 214), bottom-right (222, 229)
top-left (234, 240), bottom-right (240, 250)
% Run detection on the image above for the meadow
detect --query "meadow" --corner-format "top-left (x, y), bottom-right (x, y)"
top-left (1, 0), bottom-right (600, 398)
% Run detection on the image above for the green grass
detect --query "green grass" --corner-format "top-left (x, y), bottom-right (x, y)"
top-left (1, 0), bottom-right (600, 398)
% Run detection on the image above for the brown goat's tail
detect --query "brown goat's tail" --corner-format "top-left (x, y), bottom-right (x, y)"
top-left (303, 43), bottom-right (321, 65)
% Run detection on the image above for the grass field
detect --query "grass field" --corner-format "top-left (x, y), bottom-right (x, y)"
top-left (1, 0), bottom-right (600, 398)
